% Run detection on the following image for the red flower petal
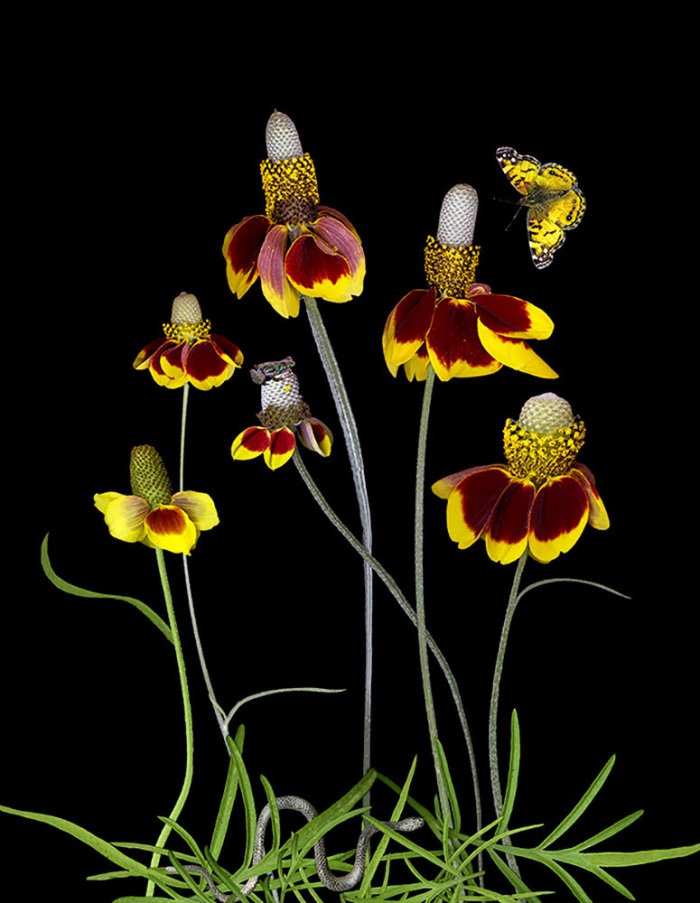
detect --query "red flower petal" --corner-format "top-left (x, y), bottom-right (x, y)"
top-left (259, 225), bottom-right (300, 317)
top-left (133, 337), bottom-right (168, 369)
top-left (485, 478), bottom-right (535, 563)
top-left (210, 334), bottom-right (244, 367)
top-left (447, 465), bottom-right (512, 547)
top-left (427, 298), bottom-right (500, 379)
top-left (473, 294), bottom-right (553, 339)
top-left (285, 233), bottom-right (352, 300)
top-left (383, 287), bottom-right (436, 370)
top-left (223, 215), bottom-right (271, 298)
top-left (528, 476), bottom-right (589, 562)
top-left (264, 427), bottom-right (297, 469)
top-left (185, 340), bottom-right (234, 390)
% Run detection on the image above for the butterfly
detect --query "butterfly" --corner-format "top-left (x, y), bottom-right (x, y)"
top-left (496, 147), bottom-right (585, 269)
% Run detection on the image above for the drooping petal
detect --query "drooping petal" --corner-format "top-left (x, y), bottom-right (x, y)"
top-left (231, 426), bottom-right (272, 461)
top-left (484, 478), bottom-right (535, 564)
top-left (285, 232), bottom-right (353, 302)
top-left (312, 215), bottom-right (366, 297)
top-left (210, 334), bottom-right (244, 367)
top-left (135, 339), bottom-right (188, 388)
top-left (432, 466), bottom-right (489, 499)
top-left (144, 505), bottom-right (198, 555)
top-left (297, 418), bottom-right (332, 457)
top-left (477, 323), bottom-right (558, 379)
top-left (445, 465), bottom-right (512, 549)
top-left (317, 205), bottom-right (361, 240)
top-left (133, 337), bottom-right (167, 370)
top-left (171, 491), bottom-right (220, 531)
top-left (473, 293), bottom-right (554, 340)
top-left (427, 298), bottom-right (501, 380)
top-left (263, 427), bottom-right (296, 470)
top-left (159, 342), bottom-right (190, 386)
top-left (223, 215), bottom-right (271, 298)
top-left (258, 225), bottom-right (300, 318)
top-left (94, 492), bottom-right (149, 543)
top-left (184, 340), bottom-right (236, 390)
top-left (528, 475), bottom-right (589, 563)
top-left (571, 465), bottom-right (610, 530)
top-left (402, 345), bottom-right (431, 381)
top-left (382, 287), bottom-right (437, 374)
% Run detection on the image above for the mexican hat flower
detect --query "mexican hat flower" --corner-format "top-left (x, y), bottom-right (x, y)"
top-left (382, 184), bottom-right (557, 381)
top-left (133, 292), bottom-right (244, 390)
top-left (231, 357), bottom-right (332, 470)
top-left (222, 111), bottom-right (365, 319)
top-left (94, 445), bottom-right (219, 555)
top-left (432, 393), bottom-right (609, 564)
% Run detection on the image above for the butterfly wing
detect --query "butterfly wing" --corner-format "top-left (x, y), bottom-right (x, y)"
top-left (496, 147), bottom-right (542, 196)
top-left (497, 149), bottom-right (586, 268)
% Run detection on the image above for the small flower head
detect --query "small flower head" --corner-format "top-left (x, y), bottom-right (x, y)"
top-left (231, 357), bottom-right (332, 469)
top-left (382, 184), bottom-right (556, 381)
top-left (94, 445), bottom-right (219, 554)
top-left (432, 393), bottom-right (609, 564)
top-left (222, 111), bottom-right (365, 319)
top-left (133, 292), bottom-right (244, 390)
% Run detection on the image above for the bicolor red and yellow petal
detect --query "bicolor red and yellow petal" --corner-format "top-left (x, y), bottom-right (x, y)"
top-left (134, 293), bottom-right (244, 390)
top-left (432, 394), bottom-right (609, 564)
top-left (94, 489), bottom-right (219, 555)
top-left (95, 445), bottom-right (219, 555)
top-left (231, 425), bottom-right (297, 470)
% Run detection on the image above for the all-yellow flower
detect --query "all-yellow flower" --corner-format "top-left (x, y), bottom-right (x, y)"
top-left (94, 445), bottom-right (219, 555)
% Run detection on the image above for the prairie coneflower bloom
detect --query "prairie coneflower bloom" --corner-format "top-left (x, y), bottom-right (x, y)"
top-left (231, 357), bottom-right (332, 470)
top-left (133, 292), bottom-right (244, 390)
top-left (223, 111), bottom-right (365, 319)
top-left (432, 393), bottom-right (609, 564)
top-left (94, 445), bottom-right (219, 555)
top-left (382, 184), bottom-right (556, 381)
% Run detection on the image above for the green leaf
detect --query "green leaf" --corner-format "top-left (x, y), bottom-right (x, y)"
top-left (41, 534), bottom-right (172, 642)
top-left (210, 724), bottom-right (245, 858)
top-left (582, 843), bottom-right (700, 866)
top-left (0, 802), bottom-right (172, 891)
top-left (566, 810), bottom-right (644, 852)
top-left (500, 710), bottom-right (521, 833)
top-left (435, 740), bottom-right (461, 834)
top-left (536, 755), bottom-right (616, 850)
top-left (226, 731), bottom-right (257, 869)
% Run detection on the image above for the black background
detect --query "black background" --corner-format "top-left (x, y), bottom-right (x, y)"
top-left (3, 4), bottom-right (697, 903)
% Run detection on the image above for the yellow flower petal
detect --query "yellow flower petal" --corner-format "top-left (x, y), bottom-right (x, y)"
top-left (171, 491), bottom-right (220, 531)
top-left (144, 505), bottom-right (198, 555)
top-left (94, 492), bottom-right (149, 543)
top-left (477, 321), bottom-right (558, 379)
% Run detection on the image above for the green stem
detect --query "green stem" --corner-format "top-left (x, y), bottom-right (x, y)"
top-left (302, 296), bottom-right (374, 791)
top-left (146, 547), bottom-right (195, 895)
top-left (488, 551), bottom-right (528, 817)
top-left (292, 451), bottom-right (482, 832)
top-left (178, 384), bottom-right (190, 493)
top-left (415, 365), bottom-right (450, 824)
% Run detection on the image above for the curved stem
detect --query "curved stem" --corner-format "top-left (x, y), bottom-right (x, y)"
top-left (488, 551), bottom-right (528, 817)
top-left (302, 296), bottom-right (374, 791)
top-left (178, 383), bottom-right (227, 743)
top-left (146, 548), bottom-right (195, 895)
top-left (414, 366), bottom-right (449, 823)
top-left (182, 554), bottom-right (227, 736)
top-left (292, 451), bottom-right (482, 832)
